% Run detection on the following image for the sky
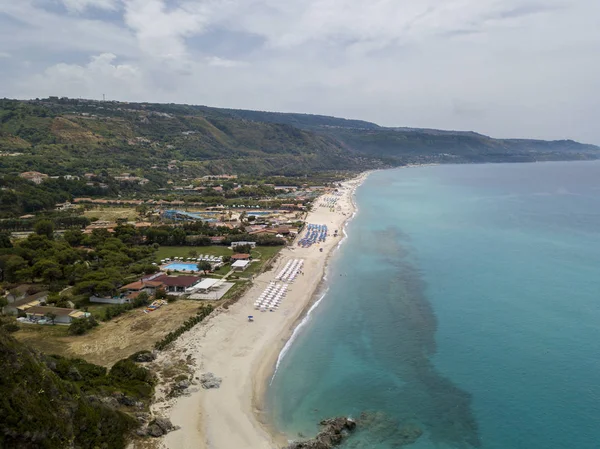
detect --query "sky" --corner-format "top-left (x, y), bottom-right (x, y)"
top-left (0, 0), bottom-right (599, 143)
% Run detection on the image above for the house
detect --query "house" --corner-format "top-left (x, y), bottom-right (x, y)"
top-left (19, 171), bottom-right (48, 184)
top-left (56, 201), bottom-right (75, 211)
top-left (274, 226), bottom-right (291, 235)
top-left (232, 260), bottom-right (251, 272)
top-left (210, 236), bottom-right (226, 244)
top-left (231, 241), bottom-right (256, 249)
top-left (6, 284), bottom-right (32, 303)
top-left (231, 253), bottom-right (251, 261)
top-left (151, 275), bottom-right (201, 294)
top-left (5, 291), bottom-right (48, 316)
top-left (25, 306), bottom-right (88, 324)
top-left (121, 280), bottom-right (165, 296)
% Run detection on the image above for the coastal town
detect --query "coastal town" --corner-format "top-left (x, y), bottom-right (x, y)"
top-left (0, 160), bottom-right (366, 447)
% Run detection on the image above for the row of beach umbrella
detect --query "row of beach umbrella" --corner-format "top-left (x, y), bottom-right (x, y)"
top-left (275, 259), bottom-right (304, 282)
top-left (320, 197), bottom-right (339, 207)
top-left (298, 224), bottom-right (328, 247)
top-left (254, 282), bottom-right (289, 312)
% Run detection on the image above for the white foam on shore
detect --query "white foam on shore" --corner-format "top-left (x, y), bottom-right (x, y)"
top-left (270, 183), bottom-right (361, 384)
top-left (270, 287), bottom-right (329, 384)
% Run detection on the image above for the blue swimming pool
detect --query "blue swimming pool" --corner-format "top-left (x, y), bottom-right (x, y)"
top-left (164, 262), bottom-right (198, 272)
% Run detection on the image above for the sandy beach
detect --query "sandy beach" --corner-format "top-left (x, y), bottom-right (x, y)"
top-left (151, 173), bottom-right (368, 449)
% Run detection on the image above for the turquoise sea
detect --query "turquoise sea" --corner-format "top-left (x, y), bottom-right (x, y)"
top-left (268, 161), bottom-right (600, 449)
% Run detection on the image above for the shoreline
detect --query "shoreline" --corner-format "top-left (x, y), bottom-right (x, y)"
top-left (252, 182), bottom-right (362, 444)
top-left (151, 171), bottom-right (369, 449)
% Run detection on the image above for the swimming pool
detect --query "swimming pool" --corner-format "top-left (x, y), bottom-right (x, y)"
top-left (164, 262), bottom-right (199, 272)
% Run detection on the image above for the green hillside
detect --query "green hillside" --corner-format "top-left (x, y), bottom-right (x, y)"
top-left (0, 327), bottom-right (153, 448)
top-left (0, 99), bottom-right (380, 177)
top-left (0, 98), bottom-right (598, 179)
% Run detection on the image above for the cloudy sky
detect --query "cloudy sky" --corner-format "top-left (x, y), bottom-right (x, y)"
top-left (1, 0), bottom-right (599, 143)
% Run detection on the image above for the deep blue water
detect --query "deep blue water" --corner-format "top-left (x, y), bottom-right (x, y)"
top-left (268, 161), bottom-right (600, 449)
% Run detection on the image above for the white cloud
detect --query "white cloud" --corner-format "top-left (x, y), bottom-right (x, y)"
top-left (60, 0), bottom-right (120, 13)
top-left (1, 0), bottom-right (600, 143)
top-left (123, 0), bottom-right (212, 64)
top-left (21, 53), bottom-right (145, 100)
top-left (205, 56), bottom-right (246, 68)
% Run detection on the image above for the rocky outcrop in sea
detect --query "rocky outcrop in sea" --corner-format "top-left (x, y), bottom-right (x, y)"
top-left (284, 417), bottom-right (356, 449)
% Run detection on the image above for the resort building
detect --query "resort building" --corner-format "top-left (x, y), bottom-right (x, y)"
top-left (231, 253), bottom-right (251, 261)
top-left (231, 241), bottom-right (257, 249)
top-left (24, 306), bottom-right (88, 324)
top-left (121, 280), bottom-right (165, 297)
top-left (151, 274), bottom-right (201, 294)
top-left (5, 291), bottom-right (48, 316)
top-left (190, 278), bottom-right (220, 294)
top-left (5, 284), bottom-right (32, 303)
top-left (232, 260), bottom-right (251, 272)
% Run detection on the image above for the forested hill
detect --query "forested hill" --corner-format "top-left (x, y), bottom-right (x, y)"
top-left (0, 98), bottom-right (598, 177)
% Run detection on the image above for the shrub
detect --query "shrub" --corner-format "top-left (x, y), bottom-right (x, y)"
top-left (110, 359), bottom-right (153, 383)
top-left (3, 323), bottom-right (19, 333)
top-left (154, 305), bottom-right (213, 351)
top-left (68, 316), bottom-right (98, 335)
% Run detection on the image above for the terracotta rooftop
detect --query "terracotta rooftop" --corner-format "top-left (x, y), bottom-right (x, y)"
top-left (152, 275), bottom-right (201, 287)
top-left (122, 280), bottom-right (164, 290)
top-left (231, 253), bottom-right (251, 260)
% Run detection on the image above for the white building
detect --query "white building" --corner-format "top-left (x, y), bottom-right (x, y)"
top-left (232, 260), bottom-right (251, 272)
top-left (231, 241), bottom-right (256, 249)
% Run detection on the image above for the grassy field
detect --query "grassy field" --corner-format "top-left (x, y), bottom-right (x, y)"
top-left (83, 207), bottom-right (139, 222)
top-left (14, 300), bottom-right (203, 367)
top-left (76, 299), bottom-right (116, 320)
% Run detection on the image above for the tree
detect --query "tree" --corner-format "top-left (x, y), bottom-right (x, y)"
top-left (4, 255), bottom-right (28, 282)
top-left (133, 291), bottom-right (149, 307)
top-left (0, 296), bottom-right (7, 315)
top-left (0, 233), bottom-right (12, 248)
top-left (136, 204), bottom-right (149, 217)
top-left (45, 312), bottom-right (57, 325)
top-left (33, 259), bottom-right (61, 278)
top-left (94, 281), bottom-right (117, 297)
top-left (68, 316), bottom-right (98, 335)
top-left (197, 261), bottom-right (212, 274)
top-left (34, 219), bottom-right (55, 239)
top-left (42, 266), bottom-right (62, 284)
top-left (188, 249), bottom-right (198, 258)
top-left (63, 229), bottom-right (83, 246)
top-left (233, 244), bottom-right (252, 254)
